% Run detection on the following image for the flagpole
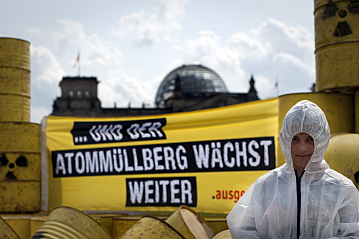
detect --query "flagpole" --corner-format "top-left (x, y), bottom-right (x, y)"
top-left (78, 54), bottom-right (81, 77)
top-left (78, 50), bottom-right (80, 77)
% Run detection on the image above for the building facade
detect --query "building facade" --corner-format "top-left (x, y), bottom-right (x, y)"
top-left (51, 64), bottom-right (259, 117)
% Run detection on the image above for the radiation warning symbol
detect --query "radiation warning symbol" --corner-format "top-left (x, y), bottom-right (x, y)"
top-left (0, 153), bottom-right (28, 180)
top-left (323, 0), bottom-right (359, 37)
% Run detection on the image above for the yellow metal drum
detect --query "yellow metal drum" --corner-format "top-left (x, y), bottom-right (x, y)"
top-left (0, 122), bottom-right (40, 212)
top-left (0, 122), bottom-right (40, 152)
top-left (0, 181), bottom-right (40, 212)
top-left (166, 205), bottom-right (215, 239)
top-left (0, 38), bottom-right (31, 122)
top-left (278, 93), bottom-right (354, 166)
top-left (112, 216), bottom-right (142, 238)
top-left (0, 215), bottom-right (20, 239)
top-left (314, 0), bottom-right (359, 91)
top-left (325, 133), bottom-right (359, 187)
top-left (31, 206), bottom-right (112, 239)
top-left (0, 38), bottom-right (30, 70)
top-left (211, 229), bottom-right (232, 239)
top-left (120, 216), bottom-right (185, 239)
top-left (0, 94), bottom-right (30, 122)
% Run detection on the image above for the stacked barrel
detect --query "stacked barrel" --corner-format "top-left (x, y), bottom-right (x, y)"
top-left (278, 0), bottom-right (359, 187)
top-left (0, 38), bottom-right (41, 212)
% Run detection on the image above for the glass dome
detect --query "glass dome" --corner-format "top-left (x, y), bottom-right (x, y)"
top-left (155, 64), bottom-right (228, 106)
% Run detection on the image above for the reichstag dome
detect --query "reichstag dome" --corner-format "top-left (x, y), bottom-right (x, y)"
top-left (155, 64), bottom-right (228, 107)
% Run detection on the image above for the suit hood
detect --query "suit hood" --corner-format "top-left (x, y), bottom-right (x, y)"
top-left (279, 100), bottom-right (331, 173)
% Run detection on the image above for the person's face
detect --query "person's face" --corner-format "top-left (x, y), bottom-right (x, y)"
top-left (291, 132), bottom-right (314, 172)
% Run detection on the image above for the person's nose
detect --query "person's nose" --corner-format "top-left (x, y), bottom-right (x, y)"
top-left (298, 142), bottom-right (308, 152)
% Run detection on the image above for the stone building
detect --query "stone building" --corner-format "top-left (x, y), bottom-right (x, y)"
top-left (51, 64), bottom-right (259, 117)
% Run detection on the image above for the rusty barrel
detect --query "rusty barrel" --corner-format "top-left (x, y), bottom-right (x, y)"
top-left (166, 205), bottom-right (215, 239)
top-left (31, 206), bottom-right (111, 239)
top-left (119, 216), bottom-right (185, 239)
top-left (0, 38), bottom-right (31, 122)
top-left (314, 0), bottom-right (359, 92)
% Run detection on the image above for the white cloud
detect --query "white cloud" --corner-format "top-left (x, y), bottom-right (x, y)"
top-left (52, 19), bottom-right (86, 54)
top-left (31, 45), bottom-right (65, 85)
top-left (182, 18), bottom-right (315, 99)
top-left (99, 72), bottom-right (155, 108)
top-left (111, 0), bottom-right (189, 47)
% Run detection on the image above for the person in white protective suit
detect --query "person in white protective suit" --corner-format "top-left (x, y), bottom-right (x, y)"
top-left (227, 100), bottom-right (359, 238)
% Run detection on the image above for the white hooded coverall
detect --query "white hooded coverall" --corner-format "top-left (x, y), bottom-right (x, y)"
top-left (227, 100), bottom-right (359, 238)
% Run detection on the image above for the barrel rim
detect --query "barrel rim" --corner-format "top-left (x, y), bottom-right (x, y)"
top-left (47, 206), bottom-right (112, 238)
top-left (138, 215), bottom-right (186, 239)
top-left (314, 0), bottom-right (351, 11)
top-left (0, 37), bottom-right (30, 44)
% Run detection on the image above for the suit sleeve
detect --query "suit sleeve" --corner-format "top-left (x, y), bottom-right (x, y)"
top-left (226, 183), bottom-right (261, 239)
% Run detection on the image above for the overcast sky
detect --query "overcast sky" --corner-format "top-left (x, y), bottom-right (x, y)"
top-left (1, 1), bottom-right (316, 123)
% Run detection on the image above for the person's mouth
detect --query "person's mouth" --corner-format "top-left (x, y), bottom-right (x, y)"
top-left (296, 154), bottom-right (311, 158)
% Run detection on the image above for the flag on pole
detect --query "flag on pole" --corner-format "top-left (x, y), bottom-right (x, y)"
top-left (73, 52), bottom-right (80, 67)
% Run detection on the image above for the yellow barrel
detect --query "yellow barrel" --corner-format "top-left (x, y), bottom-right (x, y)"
top-left (314, 0), bottom-right (359, 91)
top-left (166, 205), bottom-right (215, 239)
top-left (120, 216), bottom-right (185, 239)
top-left (88, 212), bottom-right (128, 236)
top-left (0, 122), bottom-right (40, 152)
top-left (206, 217), bottom-right (229, 234)
top-left (31, 206), bottom-right (112, 239)
top-left (112, 216), bottom-right (148, 239)
top-left (211, 229), bottom-right (232, 239)
top-left (0, 122), bottom-right (40, 212)
top-left (0, 181), bottom-right (40, 212)
top-left (0, 215), bottom-right (20, 239)
top-left (355, 91), bottom-right (359, 133)
top-left (278, 93), bottom-right (354, 166)
top-left (0, 38), bottom-right (31, 122)
top-left (325, 133), bottom-right (359, 187)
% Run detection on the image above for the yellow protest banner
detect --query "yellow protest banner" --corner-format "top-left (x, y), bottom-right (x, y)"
top-left (41, 97), bottom-right (278, 214)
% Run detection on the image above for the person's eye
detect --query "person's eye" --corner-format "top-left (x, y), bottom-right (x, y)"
top-left (308, 137), bottom-right (314, 142)
top-left (292, 137), bottom-right (298, 141)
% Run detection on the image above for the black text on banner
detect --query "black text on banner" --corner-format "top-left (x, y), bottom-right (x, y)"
top-left (126, 177), bottom-right (197, 207)
top-left (52, 136), bottom-right (276, 177)
top-left (70, 118), bottom-right (167, 145)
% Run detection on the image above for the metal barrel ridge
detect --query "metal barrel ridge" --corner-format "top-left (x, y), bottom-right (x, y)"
top-left (31, 206), bottom-right (112, 239)
top-left (0, 215), bottom-right (20, 239)
top-left (0, 38), bottom-right (31, 122)
top-left (119, 216), bottom-right (185, 239)
top-left (314, 0), bottom-right (359, 92)
top-left (166, 205), bottom-right (215, 239)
